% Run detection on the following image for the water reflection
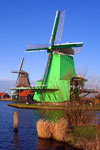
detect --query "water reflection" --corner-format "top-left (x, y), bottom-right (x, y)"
top-left (38, 138), bottom-right (72, 150)
top-left (0, 101), bottom-right (80, 150)
top-left (12, 132), bottom-right (19, 150)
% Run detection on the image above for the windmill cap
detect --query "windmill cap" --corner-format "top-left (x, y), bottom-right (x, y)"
top-left (76, 74), bottom-right (81, 78)
top-left (73, 74), bottom-right (88, 81)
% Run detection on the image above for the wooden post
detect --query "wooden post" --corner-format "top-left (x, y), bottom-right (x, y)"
top-left (14, 112), bottom-right (18, 132)
top-left (96, 132), bottom-right (99, 150)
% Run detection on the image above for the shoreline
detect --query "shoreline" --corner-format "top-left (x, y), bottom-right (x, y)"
top-left (0, 98), bottom-right (12, 101)
top-left (8, 103), bottom-right (66, 110)
top-left (7, 102), bottom-right (100, 111)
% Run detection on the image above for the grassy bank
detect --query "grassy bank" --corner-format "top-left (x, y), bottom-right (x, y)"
top-left (8, 102), bottom-right (100, 111)
top-left (8, 103), bottom-right (66, 110)
top-left (36, 119), bottom-right (100, 149)
top-left (35, 102), bottom-right (100, 149)
top-left (70, 126), bottom-right (100, 149)
top-left (71, 126), bottom-right (99, 140)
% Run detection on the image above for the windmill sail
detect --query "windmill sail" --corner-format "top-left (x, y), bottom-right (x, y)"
top-left (50, 10), bottom-right (65, 44)
top-left (42, 53), bottom-right (53, 85)
top-left (72, 47), bottom-right (82, 54)
top-left (16, 57), bottom-right (24, 86)
top-left (26, 44), bottom-right (49, 51)
top-left (19, 57), bottom-right (24, 71)
top-left (11, 71), bottom-right (19, 73)
top-left (52, 42), bottom-right (83, 55)
top-left (54, 10), bottom-right (65, 43)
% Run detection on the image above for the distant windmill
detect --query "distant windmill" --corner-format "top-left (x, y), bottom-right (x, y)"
top-left (26, 10), bottom-right (83, 102)
top-left (11, 57), bottom-right (30, 87)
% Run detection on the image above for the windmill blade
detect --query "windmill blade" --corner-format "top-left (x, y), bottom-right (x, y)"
top-left (53, 42), bottom-right (83, 49)
top-left (16, 74), bottom-right (20, 87)
top-left (72, 47), bottom-right (83, 54)
top-left (18, 70), bottom-right (28, 75)
top-left (53, 42), bottom-right (83, 55)
top-left (11, 71), bottom-right (19, 87)
top-left (55, 10), bottom-right (65, 43)
top-left (42, 52), bottom-right (53, 85)
top-left (11, 71), bottom-right (19, 73)
top-left (19, 57), bottom-right (24, 71)
top-left (26, 44), bottom-right (49, 52)
top-left (50, 10), bottom-right (65, 45)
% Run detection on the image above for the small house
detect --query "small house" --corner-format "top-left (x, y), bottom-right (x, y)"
top-left (0, 92), bottom-right (10, 99)
top-left (19, 90), bottom-right (34, 101)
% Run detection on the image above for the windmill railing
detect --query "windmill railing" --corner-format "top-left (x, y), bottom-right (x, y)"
top-left (11, 85), bottom-right (59, 92)
top-left (11, 85), bottom-right (47, 90)
top-left (31, 85), bottom-right (47, 89)
top-left (31, 85), bottom-right (59, 92)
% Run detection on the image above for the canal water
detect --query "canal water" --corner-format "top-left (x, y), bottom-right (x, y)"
top-left (0, 101), bottom-right (77, 150)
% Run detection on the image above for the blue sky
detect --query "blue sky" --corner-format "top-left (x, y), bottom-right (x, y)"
top-left (0, 0), bottom-right (100, 82)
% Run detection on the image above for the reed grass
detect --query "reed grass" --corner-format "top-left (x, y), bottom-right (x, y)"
top-left (36, 119), bottom-right (52, 139)
top-left (79, 134), bottom-right (100, 150)
top-left (36, 118), bottom-right (69, 142)
top-left (50, 118), bottom-right (68, 141)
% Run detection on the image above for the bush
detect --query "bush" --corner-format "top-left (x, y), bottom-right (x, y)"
top-left (65, 104), bottom-right (97, 127)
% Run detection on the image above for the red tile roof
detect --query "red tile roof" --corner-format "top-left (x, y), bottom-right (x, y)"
top-left (96, 94), bottom-right (100, 98)
top-left (0, 92), bottom-right (8, 97)
top-left (13, 91), bottom-right (19, 95)
top-left (19, 90), bottom-right (34, 97)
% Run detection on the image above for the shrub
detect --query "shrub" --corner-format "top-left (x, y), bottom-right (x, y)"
top-left (65, 105), bottom-right (97, 127)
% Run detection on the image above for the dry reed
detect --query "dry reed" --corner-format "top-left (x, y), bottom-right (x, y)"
top-left (79, 139), bottom-right (100, 150)
top-left (36, 118), bottom-right (69, 142)
top-left (50, 118), bottom-right (68, 141)
top-left (36, 119), bottom-right (52, 139)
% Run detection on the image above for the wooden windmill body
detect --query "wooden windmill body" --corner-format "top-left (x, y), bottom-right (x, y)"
top-left (11, 57), bottom-right (31, 100)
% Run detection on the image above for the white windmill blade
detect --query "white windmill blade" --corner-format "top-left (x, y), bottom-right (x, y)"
top-left (26, 44), bottom-right (49, 51)
top-left (55, 10), bottom-right (65, 43)
top-left (73, 47), bottom-right (82, 54)
top-left (50, 10), bottom-right (65, 44)
top-left (19, 57), bottom-right (24, 71)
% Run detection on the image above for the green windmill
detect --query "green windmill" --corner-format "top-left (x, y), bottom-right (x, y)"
top-left (26, 10), bottom-right (83, 103)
